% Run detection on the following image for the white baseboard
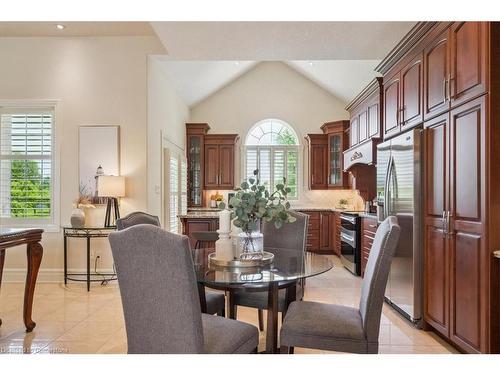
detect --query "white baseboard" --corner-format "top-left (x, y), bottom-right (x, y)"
top-left (1, 268), bottom-right (116, 283)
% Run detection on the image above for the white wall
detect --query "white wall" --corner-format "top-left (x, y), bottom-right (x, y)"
top-left (190, 61), bottom-right (364, 209)
top-left (0, 36), bottom-right (165, 281)
top-left (147, 57), bottom-right (190, 220)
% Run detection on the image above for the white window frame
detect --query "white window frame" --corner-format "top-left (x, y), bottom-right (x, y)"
top-left (161, 133), bottom-right (187, 234)
top-left (244, 146), bottom-right (300, 200)
top-left (242, 119), bottom-right (302, 200)
top-left (0, 100), bottom-right (60, 232)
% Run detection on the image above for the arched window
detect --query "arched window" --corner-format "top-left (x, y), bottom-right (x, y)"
top-left (244, 119), bottom-right (299, 199)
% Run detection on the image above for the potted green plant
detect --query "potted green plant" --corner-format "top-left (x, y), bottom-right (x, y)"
top-left (338, 198), bottom-right (349, 210)
top-left (219, 169), bottom-right (296, 260)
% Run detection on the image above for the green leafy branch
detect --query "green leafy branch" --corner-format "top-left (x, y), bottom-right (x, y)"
top-left (219, 169), bottom-right (296, 234)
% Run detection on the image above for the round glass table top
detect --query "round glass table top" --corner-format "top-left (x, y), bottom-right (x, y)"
top-left (193, 247), bottom-right (333, 285)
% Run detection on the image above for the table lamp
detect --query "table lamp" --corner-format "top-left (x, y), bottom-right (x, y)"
top-left (98, 175), bottom-right (125, 227)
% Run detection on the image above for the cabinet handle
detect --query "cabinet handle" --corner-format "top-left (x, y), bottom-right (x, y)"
top-left (446, 210), bottom-right (451, 235)
top-left (494, 250), bottom-right (500, 259)
top-left (442, 211), bottom-right (446, 238)
top-left (447, 75), bottom-right (452, 101)
top-left (442, 77), bottom-right (447, 103)
top-left (368, 224), bottom-right (377, 228)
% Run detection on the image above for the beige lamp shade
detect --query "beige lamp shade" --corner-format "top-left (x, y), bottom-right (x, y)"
top-left (98, 176), bottom-right (125, 197)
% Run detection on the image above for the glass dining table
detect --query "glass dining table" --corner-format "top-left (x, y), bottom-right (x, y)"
top-left (192, 247), bottom-right (333, 353)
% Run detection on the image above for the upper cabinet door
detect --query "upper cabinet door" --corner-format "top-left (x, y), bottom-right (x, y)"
top-left (424, 28), bottom-right (451, 120)
top-left (218, 145), bottom-right (234, 189)
top-left (350, 116), bottom-right (359, 147)
top-left (358, 110), bottom-right (368, 143)
top-left (368, 102), bottom-right (380, 138)
top-left (204, 145), bottom-right (219, 189)
top-left (401, 54), bottom-right (423, 130)
top-left (310, 143), bottom-right (328, 189)
top-left (383, 73), bottom-right (401, 138)
top-left (450, 22), bottom-right (487, 107)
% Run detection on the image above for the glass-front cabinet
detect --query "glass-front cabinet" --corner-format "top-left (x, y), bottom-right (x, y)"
top-left (320, 120), bottom-right (349, 189)
top-left (328, 133), bottom-right (343, 186)
top-left (186, 123), bottom-right (210, 207)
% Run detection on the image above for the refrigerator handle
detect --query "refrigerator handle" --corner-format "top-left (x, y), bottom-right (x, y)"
top-left (384, 155), bottom-right (393, 218)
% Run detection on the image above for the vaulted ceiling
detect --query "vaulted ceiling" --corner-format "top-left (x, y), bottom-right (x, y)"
top-left (0, 21), bottom-right (416, 106)
top-left (151, 22), bottom-right (415, 106)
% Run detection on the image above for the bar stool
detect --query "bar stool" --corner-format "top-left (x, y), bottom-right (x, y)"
top-left (192, 231), bottom-right (219, 249)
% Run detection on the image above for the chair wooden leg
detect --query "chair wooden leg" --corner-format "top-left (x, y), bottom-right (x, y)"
top-left (228, 291), bottom-right (237, 319)
top-left (258, 309), bottom-right (264, 331)
top-left (289, 347), bottom-right (294, 354)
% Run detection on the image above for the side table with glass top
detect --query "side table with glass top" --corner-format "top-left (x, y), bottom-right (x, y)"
top-left (62, 226), bottom-right (117, 291)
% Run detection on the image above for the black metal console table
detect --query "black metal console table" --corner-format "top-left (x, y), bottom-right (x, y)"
top-left (62, 226), bottom-right (117, 291)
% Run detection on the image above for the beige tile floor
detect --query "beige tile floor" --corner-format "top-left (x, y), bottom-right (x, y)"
top-left (0, 256), bottom-right (458, 354)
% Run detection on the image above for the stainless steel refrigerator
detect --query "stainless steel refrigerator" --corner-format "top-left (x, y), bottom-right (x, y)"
top-left (376, 128), bottom-right (423, 326)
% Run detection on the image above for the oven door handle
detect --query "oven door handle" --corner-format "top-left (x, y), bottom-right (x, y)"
top-left (340, 232), bottom-right (355, 247)
top-left (340, 215), bottom-right (356, 225)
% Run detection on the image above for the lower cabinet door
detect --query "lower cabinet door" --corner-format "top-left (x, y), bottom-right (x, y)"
top-left (448, 97), bottom-right (487, 353)
top-left (183, 219), bottom-right (218, 249)
top-left (424, 223), bottom-right (449, 337)
top-left (449, 231), bottom-right (484, 353)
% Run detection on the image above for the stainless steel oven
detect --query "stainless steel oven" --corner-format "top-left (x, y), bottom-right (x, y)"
top-left (340, 212), bottom-right (361, 276)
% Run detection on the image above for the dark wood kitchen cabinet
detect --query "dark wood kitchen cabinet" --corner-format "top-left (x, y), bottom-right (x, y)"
top-left (344, 78), bottom-right (382, 203)
top-left (361, 216), bottom-right (378, 278)
top-left (308, 121), bottom-right (349, 190)
top-left (204, 134), bottom-right (238, 190)
top-left (334, 211), bottom-right (341, 256)
top-left (423, 113), bottom-right (449, 338)
top-left (180, 217), bottom-right (219, 249)
top-left (423, 22), bottom-right (487, 121)
top-left (321, 121), bottom-right (350, 188)
top-left (383, 54), bottom-right (423, 138)
top-left (307, 135), bottom-right (328, 190)
top-left (449, 22), bottom-right (487, 108)
top-left (376, 22), bottom-right (499, 353)
top-left (346, 78), bottom-right (382, 143)
top-left (186, 123), bottom-right (210, 207)
top-left (298, 210), bottom-right (337, 254)
top-left (423, 27), bottom-right (451, 120)
top-left (423, 96), bottom-right (487, 353)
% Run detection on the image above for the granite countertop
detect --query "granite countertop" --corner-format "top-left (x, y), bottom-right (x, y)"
top-left (178, 211), bottom-right (220, 219)
top-left (179, 207), bottom-right (376, 219)
top-left (292, 207), bottom-right (345, 212)
top-left (359, 212), bottom-right (378, 219)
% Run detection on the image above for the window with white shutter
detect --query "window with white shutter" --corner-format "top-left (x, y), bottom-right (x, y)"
top-left (0, 106), bottom-right (57, 226)
top-left (169, 154), bottom-right (179, 233)
top-left (244, 119), bottom-right (299, 199)
top-left (164, 143), bottom-right (187, 234)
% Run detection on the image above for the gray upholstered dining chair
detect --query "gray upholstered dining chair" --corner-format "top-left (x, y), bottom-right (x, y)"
top-left (116, 211), bottom-right (225, 317)
top-left (230, 210), bottom-right (309, 330)
top-left (116, 211), bottom-right (161, 230)
top-left (109, 224), bottom-right (259, 354)
top-left (279, 216), bottom-right (400, 354)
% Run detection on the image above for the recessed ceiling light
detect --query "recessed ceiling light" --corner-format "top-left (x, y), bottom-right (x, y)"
top-left (56, 24), bottom-right (66, 30)
top-left (234, 61), bottom-right (240, 66)
top-left (308, 61), bottom-right (314, 66)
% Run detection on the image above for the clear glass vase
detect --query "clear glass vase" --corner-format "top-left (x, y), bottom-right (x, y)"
top-left (237, 230), bottom-right (264, 261)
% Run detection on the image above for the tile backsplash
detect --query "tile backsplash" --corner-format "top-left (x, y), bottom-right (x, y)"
top-left (203, 188), bottom-right (364, 211)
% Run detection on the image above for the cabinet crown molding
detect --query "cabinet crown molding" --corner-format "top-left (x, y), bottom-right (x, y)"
top-left (345, 78), bottom-right (383, 112)
top-left (375, 22), bottom-right (437, 75)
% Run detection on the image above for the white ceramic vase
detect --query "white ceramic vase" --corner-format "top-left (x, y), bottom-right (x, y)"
top-left (70, 208), bottom-right (85, 228)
